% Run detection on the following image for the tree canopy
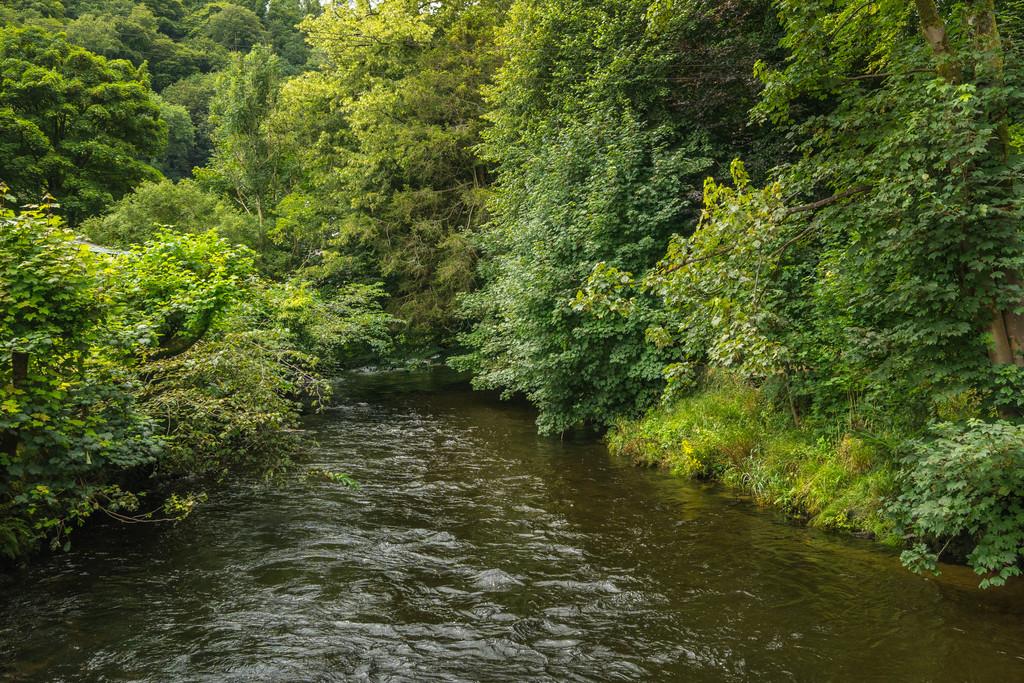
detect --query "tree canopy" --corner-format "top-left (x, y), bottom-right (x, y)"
top-left (0, 26), bottom-right (165, 223)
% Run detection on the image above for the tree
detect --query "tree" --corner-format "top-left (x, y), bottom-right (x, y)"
top-left (737, 0), bottom-right (1024, 418)
top-left (453, 0), bottom-right (779, 432)
top-left (141, 0), bottom-right (187, 38)
top-left (285, 0), bottom-right (507, 334)
top-left (161, 70), bottom-right (219, 170)
top-left (0, 0), bottom-right (64, 26)
top-left (81, 178), bottom-right (255, 247)
top-left (0, 26), bottom-right (166, 223)
top-left (154, 96), bottom-right (196, 179)
top-left (65, 4), bottom-right (217, 91)
top-left (199, 44), bottom-right (291, 256)
top-left (265, 0), bottom-right (319, 70)
top-left (190, 2), bottom-right (267, 53)
top-left (911, 0), bottom-right (1023, 370)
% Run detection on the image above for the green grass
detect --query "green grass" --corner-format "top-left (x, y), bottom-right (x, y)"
top-left (607, 375), bottom-right (899, 542)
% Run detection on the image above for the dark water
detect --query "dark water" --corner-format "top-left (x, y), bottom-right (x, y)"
top-left (3, 368), bottom-right (1024, 682)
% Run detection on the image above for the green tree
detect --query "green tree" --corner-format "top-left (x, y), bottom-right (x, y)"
top-left (154, 96), bottom-right (196, 179)
top-left (66, 3), bottom-right (217, 90)
top-left (140, 0), bottom-right (186, 38)
top-left (199, 45), bottom-right (292, 259)
top-left (0, 26), bottom-right (166, 223)
top-left (454, 0), bottom-right (779, 432)
top-left (573, 0), bottom-right (1024, 584)
top-left (81, 178), bottom-right (255, 247)
top-left (285, 0), bottom-right (507, 334)
top-left (161, 70), bottom-right (219, 169)
top-left (265, 0), bottom-right (318, 70)
top-left (106, 230), bottom-right (396, 477)
top-left (640, 0), bottom-right (1024, 423)
top-left (190, 1), bottom-right (267, 53)
top-left (1, 203), bottom-right (395, 560)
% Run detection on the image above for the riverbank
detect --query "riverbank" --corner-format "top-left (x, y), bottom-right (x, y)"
top-left (607, 375), bottom-right (900, 544)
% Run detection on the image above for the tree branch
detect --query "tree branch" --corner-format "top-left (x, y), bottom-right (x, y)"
top-left (784, 184), bottom-right (872, 216)
top-left (914, 0), bottom-right (960, 82)
top-left (843, 68), bottom-right (933, 82)
top-left (659, 245), bottom-right (737, 275)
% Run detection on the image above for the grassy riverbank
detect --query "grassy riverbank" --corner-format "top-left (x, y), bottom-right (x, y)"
top-left (607, 375), bottom-right (900, 543)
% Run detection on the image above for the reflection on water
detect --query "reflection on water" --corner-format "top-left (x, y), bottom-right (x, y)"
top-left (2, 367), bottom-right (1023, 681)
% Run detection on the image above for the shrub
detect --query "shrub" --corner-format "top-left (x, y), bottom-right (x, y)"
top-left (1, 213), bottom-right (396, 561)
top-left (894, 420), bottom-right (1024, 588)
top-left (0, 199), bottom-right (160, 559)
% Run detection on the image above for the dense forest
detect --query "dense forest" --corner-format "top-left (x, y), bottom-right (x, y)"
top-left (1, 0), bottom-right (1023, 588)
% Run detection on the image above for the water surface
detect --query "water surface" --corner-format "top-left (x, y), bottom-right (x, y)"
top-left (2, 368), bottom-right (1023, 681)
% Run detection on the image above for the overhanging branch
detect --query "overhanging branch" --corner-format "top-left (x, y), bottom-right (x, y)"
top-left (784, 184), bottom-right (872, 216)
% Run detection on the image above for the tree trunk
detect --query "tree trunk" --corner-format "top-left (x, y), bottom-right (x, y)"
top-left (967, 1), bottom-right (1024, 367)
top-left (2, 351), bottom-right (29, 460)
top-left (914, 0), bottom-right (959, 81)
top-left (916, 0), bottom-right (1024, 368)
top-left (990, 278), bottom-right (1024, 367)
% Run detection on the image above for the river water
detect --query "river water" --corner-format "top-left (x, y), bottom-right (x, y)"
top-left (2, 368), bottom-right (1024, 681)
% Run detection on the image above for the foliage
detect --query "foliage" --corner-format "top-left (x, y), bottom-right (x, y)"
top-left (161, 71), bottom-right (219, 171)
top-left (0, 198), bottom-right (160, 559)
top-left (81, 178), bottom-right (255, 247)
top-left (306, 468), bottom-right (360, 488)
top-left (189, 2), bottom-right (266, 53)
top-left (4, 0), bottom-right (1023, 591)
top-left (265, 0), bottom-right (319, 70)
top-left (894, 420), bottom-right (1024, 588)
top-left (281, 0), bottom-right (506, 333)
top-left (64, 2), bottom-right (221, 90)
top-left (0, 0), bottom-right (403, 565)
top-left (586, 0), bottom-right (1024, 583)
top-left (454, 113), bottom-right (705, 434)
top-left (198, 44), bottom-right (292, 265)
top-left (0, 25), bottom-right (166, 223)
top-left (1, 0), bottom-right (320, 209)
top-left (154, 96), bottom-right (197, 179)
top-left (454, 0), bottom-right (779, 433)
top-left (754, 1), bottom-right (1023, 419)
top-left (107, 230), bottom-right (256, 359)
top-left (608, 373), bottom-right (897, 540)
top-left (0, 202), bottom-right (396, 561)
top-left (111, 233), bottom-right (396, 477)
top-left (587, 41), bottom-right (1023, 433)
top-left (137, 328), bottom-right (320, 478)
top-left (266, 280), bottom-right (398, 369)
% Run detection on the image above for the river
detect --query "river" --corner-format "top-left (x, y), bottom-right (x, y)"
top-left (2, 368), bottom-right (1023, 681)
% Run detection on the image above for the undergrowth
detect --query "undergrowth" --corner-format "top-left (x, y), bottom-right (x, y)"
top-left (607, 375), bottom-right (899, 542)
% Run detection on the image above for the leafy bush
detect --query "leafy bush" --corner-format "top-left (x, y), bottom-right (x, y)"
top-left (108, 229), bottom-right (256, 359)
top-left (81, 179), bottom-right (255, 249)
top-left (453, 0), bottom-right (779, 433)
top-left (0, 199), bottom-right (160, 559)
top-left (894, 420), bottom-right (1024, 588)
top-left (266, 280), bottom-right (397, 369)
top-left (109, 231), bottom-right (397, 478)
top-left (1, 206), bottom-right (396, 561)
top-left (139, 329), bottom-right (323, 479)
top-left (454, 113), bottom-right (706, 434)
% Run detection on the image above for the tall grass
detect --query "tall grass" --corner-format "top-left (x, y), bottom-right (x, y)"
top-left (607, 375), bottom-right (899, 541)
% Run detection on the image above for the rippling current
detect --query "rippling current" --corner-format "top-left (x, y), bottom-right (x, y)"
top-left (2, 368), bottom-right (1024, 681)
